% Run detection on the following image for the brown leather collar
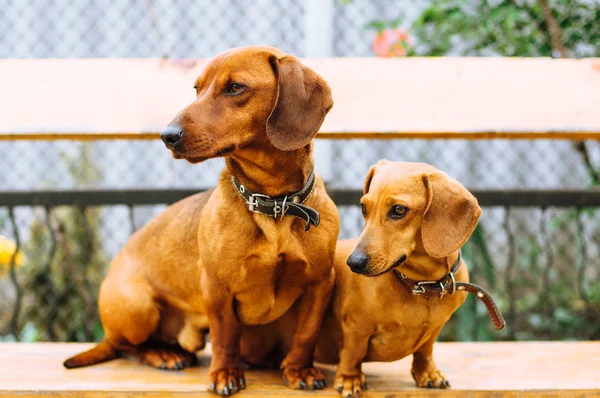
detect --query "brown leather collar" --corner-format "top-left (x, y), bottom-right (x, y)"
top-left (232, 169), bottom-right (319, 231)
top-left (395, 250), bottom-right (506, 330)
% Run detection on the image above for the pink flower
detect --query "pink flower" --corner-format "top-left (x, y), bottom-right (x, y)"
top-left (373, 28), bottom-right (413, 57)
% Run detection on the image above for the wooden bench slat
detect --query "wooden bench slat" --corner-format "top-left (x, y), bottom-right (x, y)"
top-left (0, 342), bottom-right (598, 397)
top-left (1, 58), bottom-right (600, 139)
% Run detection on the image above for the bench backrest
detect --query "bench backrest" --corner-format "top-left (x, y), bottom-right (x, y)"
top-left (1, 58), bottom-right (600, 140)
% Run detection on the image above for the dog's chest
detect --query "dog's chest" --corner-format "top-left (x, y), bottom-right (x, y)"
top-left (233, 247), bottom-right (311, 325)
top-left (365, 299), bottom-right (456, 362)
top-left (200, 191), bottom-right (335, 325)
top-left (228, 225), bottom-right (317, 325)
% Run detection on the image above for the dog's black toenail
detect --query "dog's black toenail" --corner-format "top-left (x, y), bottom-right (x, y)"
top-left (239, 377), bottom-right (246, 389)
top-left (338, 386), bottom-right (343, 393)
top-left (362, 382), bottom-right (368, 390)
top-left (222, 386), bottom-right (229, 396)
top-left (299, 381), bottom-right (307, 389)
top-left (427, 381), bottom-right (433, 388)
top-left (160, 364), bottom-right (166, 370)
top-left (209, 382), bottom-right (216, 391)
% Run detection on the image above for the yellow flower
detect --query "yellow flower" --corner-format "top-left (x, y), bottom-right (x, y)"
top-left (0, 235), bottom-right (25, 274)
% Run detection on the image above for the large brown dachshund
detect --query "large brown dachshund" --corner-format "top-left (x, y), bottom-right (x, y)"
top-left (63, 46), bottom-right (339, 396)
top-left (313, 160), bottom-right (504, 397)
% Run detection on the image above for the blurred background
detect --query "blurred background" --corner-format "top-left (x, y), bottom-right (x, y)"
top-left (1, 0), bottom-right (599, 343)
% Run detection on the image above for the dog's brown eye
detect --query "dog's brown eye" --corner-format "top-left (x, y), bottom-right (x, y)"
top-left (390, 205), bottom-right (408, 219)
top-left (360, 203), bottom-right (367, 217)
top-left (225, 83), bottom-right (245, 95)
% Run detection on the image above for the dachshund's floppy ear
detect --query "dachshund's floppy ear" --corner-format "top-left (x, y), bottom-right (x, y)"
top-left (363, 160), bottom-right (390, 195)
top-left (267, 55), bottom-right (333, 151)
top-left (421, 172), bottom-right (481, 258)
top-left (363, 166), bottom-right (376, 195)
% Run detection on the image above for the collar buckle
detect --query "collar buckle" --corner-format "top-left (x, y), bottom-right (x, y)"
top-left (412, 285), bottom-right (426, 295)
top-left (401, 250), bottom-right (462, 299)
top-left (245, 191), bottom-right (270, 213)
top-left (232, 170), bottom-right (320, 229)
top-left (412, 280), bottom-right (447, 298)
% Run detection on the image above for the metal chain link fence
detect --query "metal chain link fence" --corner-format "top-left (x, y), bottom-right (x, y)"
top-left (1, 0), bottom-right (600, 343)
top-left (0, 0), bottom-right (306, 58)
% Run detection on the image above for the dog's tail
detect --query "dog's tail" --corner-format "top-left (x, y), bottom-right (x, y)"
top-left (63, 340), bottom-right (117, 369)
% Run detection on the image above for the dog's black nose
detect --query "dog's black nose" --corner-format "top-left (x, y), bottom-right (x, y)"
top-left (347, 252), bottom-right (369, 274)
top-left (160, 126), bottom-right (183, 149)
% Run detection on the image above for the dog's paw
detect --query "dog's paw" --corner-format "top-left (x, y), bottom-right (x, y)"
top-left (334, 373), bottom-right (367, 398)
top-left (137, 345), bottom-right (196, 371)
top-left (412, 368), bottom-right (450, 389)
top-left (207, 367), bottom-right (246, 396)
top-left (283, 366), bottom-right (327, 390)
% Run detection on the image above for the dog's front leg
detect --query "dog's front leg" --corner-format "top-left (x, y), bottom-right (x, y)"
top-left (334, 320), bottom-right (370, 398)
top-left (411, 326), bottom-right (449, 389)
top-left (202, 271), bottom-right (245, 396)
top-left (280, 268), bottom-right (335, 390)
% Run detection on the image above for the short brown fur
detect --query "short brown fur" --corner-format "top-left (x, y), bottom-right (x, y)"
top-left (314, 160), bottom-right (482, 397)
top-left (63, 46), bottom-right (339, 396)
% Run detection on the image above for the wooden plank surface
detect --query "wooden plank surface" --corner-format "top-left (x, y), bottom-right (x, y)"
top-left (1, 57), bottom-right (600, 140)
top-left (0, 342), bottom-right (598, 397)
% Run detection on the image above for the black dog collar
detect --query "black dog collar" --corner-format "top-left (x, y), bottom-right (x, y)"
top-left (232, 170), bottom-right (320, 231)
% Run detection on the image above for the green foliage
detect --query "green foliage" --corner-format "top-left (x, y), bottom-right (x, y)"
top-left (354, 0), bottom-right (600, 58)
top-left (413, 1), bottom-right (549, 56)
top-left (0, 322), bottom-right (42, 342)
top-left (364, 16), bottom-right (404, 33)
top-left (20, 143), bottom-right (107, 342)
top-left (410, 0), bottom-right (600, 58)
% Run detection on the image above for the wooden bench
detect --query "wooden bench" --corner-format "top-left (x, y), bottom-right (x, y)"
top-left (1, 57), bottom-right (600, 139)
top-left (1, 342), bottom-right (599, 397)
top-left (1, 58), bottom-right (600, 396)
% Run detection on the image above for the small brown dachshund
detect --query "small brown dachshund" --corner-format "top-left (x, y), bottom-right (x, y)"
top-left (63, 46), bottom-right (339, 396)
top-left (313, 160), bottom-right (505, 397)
